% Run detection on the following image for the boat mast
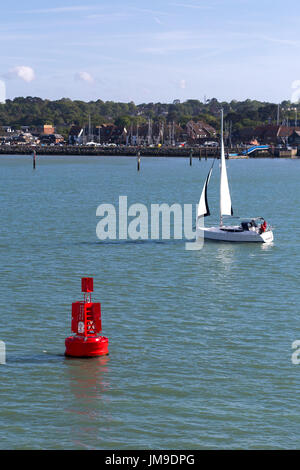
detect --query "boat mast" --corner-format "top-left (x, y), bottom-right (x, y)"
top-left (220, 108), bottom-right (223, 227)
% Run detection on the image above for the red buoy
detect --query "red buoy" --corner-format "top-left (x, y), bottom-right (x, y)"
top-left (65, 278), bottom-right (109, 357)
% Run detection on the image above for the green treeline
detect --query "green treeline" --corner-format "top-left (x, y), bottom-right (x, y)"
top-left (0, 96), bottom-right (298, 136)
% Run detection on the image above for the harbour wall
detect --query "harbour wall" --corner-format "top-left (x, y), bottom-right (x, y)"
top-left (0, 145), bottom-right (297, 158)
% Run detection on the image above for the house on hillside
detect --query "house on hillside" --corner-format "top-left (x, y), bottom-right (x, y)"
top-left (1, 126), bottom-right (14, 133)
top-left (6, 131), bottom-right (36, 145)
top-left (100, 124), bottom-right (127, 144)
top-left (17, 132), bottom-right (36, 144)
top-left (21, 125), bottom-right (31, 133)
top-left (288, 130), bottom-right (300, 146)
top-left (234, 124), bottom-right (300, 145)
top-left (39, 133), bottom-right (64, 145)
top-left (254, 125), bottom-right (300, 145)
top-left (186, 120), bottom-right (217, 144)
top-left (41, 124), bottom-right (55, 135)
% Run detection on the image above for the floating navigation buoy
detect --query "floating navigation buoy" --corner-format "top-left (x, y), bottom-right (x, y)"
top-left (65, 277), bottom-right (109, 357)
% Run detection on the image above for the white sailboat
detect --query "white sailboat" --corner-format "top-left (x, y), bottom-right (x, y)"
top-left (196, 110), bottom-right (274, 243)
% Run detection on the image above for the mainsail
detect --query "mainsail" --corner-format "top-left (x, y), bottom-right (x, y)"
top-left (196, 110), bottom-right (232, 227)
top-left (219, 109), bottom-right (233, 220)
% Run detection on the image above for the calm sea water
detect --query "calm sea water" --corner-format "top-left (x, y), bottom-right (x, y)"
top-left (0, 154), bottom-right (300, 450)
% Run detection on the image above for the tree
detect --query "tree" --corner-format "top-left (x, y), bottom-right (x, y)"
top-left (114, 115), bottom-right (131, 129)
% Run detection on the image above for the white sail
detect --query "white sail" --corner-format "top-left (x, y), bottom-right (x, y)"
top-left (197, 166), bottom-right (213, 220)
top-left (219, 110), bottom-right (233, 219)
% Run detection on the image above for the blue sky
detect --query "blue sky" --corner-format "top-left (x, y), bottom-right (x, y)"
top-left (1, 0), bottom-right (300, 103)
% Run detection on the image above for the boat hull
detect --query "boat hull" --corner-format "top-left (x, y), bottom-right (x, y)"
top-left (197, 226), bottom-right (274, 243)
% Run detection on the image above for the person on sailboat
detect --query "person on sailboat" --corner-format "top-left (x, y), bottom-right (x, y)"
top-left (249, 219), bottom-right (258, 231)
top-left (260, 220), bottom-right (267, 233)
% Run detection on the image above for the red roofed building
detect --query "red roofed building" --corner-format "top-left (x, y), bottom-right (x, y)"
top-left (186, 120), bottom-right (217, 143)
top-left (253, 125), bottom-right (300, 144)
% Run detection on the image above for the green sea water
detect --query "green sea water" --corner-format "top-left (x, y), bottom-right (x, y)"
top-left (0, 155), bottom-right (300, 449)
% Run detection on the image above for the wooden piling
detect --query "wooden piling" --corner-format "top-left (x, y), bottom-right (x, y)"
top-left (137, 151), bottom-right (141, 171)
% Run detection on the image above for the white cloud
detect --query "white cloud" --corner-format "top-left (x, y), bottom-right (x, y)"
top-left (256, 34), bottom-right (300, 48)
top-left (86, 12), bottom-right (130, 21)
top-left (22, 6), bottom-right (96, 14)
top-left (154, 17), bottom-right (163, 25)
top-left (169, 2), bottom-right (213, 9)
top-left (75, 71), bottom-right (95, 83)
top-left (10, 66), bottom-right (35, 82)
top-left (179, 79), bottom-right (186, 89)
